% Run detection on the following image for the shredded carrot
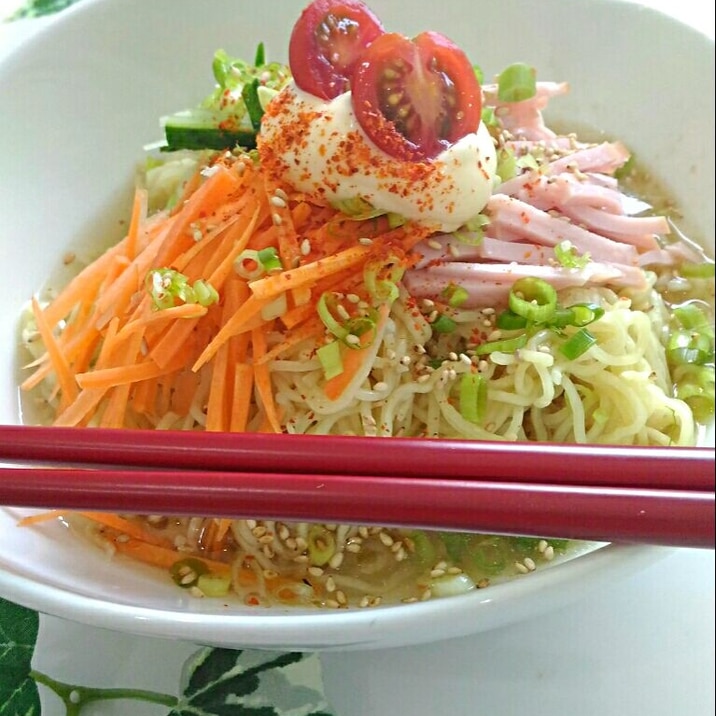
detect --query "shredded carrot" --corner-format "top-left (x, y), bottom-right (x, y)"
top-left (30, 297), bottom-right (78, 410)
top-left (249, 244), bottom-right (372, 300)
top-left (79, 511), bottom-right (173, 547)
top-left (108, 534), bottom-right (232, 576)
top-left (251, 324), bottom-right (283, 433)
top-left (229, 363), bottom-right (254, 432)
top-left (17, 510), bottom-right (65, 527)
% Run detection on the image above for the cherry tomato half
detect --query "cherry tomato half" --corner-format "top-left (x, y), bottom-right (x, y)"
top-left (351, 31), bottom-right (482, 161)
top-left (289, 0), bottom-right (384, 100)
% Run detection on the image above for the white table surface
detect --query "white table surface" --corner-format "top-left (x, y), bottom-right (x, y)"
top-left (1, 3), bottom-right (714, 715)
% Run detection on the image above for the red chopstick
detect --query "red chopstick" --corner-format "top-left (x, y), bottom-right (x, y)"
top-left (0, 425), bottom-right (713, 491)
top-left (0, 465), bottom-right (713, 548)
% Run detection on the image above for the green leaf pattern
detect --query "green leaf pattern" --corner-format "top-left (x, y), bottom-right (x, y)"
top-left (0, 598), bottom-right (41, 716)
top-left (173, 648), bottom-right (333, 716)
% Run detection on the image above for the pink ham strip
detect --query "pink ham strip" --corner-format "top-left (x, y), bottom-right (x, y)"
top-left (510, 173), bottom-right (626, 214)
top-left (481, 82), bottom-right (570, 140)
top-left (498, 142), bottom-right (631, 197)
top-left (414, 234), bottom-right (554, 269)
top-left (557, 204), bottom-right (666, 250)
top-left (404, 260), bottom-right (648, 309)
top-left (485, 194), bottom-right (640, 266)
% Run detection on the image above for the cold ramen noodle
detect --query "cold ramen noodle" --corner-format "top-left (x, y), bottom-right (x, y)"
top-left (18, 0), bottom-right (715, 608)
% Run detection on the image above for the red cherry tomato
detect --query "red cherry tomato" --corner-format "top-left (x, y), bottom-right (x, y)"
top-left (351, 31), bottom-right (482, 161)
top-left (289, 0), bottom-right (384, 100)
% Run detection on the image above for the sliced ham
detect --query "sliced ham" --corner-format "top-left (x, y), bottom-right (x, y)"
top-left (404, 260), bottom-right (649, 309)
top-left (482, 82), bottom-right (570, 140)
top-left (485, 194), bottom-right (640, 265)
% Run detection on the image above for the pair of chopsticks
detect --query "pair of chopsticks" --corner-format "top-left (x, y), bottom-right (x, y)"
top-left (0, 425), bottom-right (713, 548)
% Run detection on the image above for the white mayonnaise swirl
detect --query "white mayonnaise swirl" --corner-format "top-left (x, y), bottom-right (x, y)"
top-left (258, 82), bottom-right (497, 233)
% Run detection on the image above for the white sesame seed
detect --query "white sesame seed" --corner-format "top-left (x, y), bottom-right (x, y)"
top-left (270, 195), bottom-right (287, 208)
top-left (379, 532), bottom-right (394, 546)
top-left (358, 237), bottom-right (373, 246)
top-left (272, 213), bottom-right (283, 226)
top-left (300, 238), bottom-right (311, 255)
top-left (328, 551), bottom-right (344, 569)
top-left (515, 561), bottom-right (529, 574)
top-left (544, 545), bottom-right (555, 561)
top-left (524, 557), bottom-right (537, 571)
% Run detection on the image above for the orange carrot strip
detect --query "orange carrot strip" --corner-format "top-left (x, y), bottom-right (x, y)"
top-left (115, 303), bottom-right (208, 342)
top-left (108, 535), bottom-right (232, 577)
top-left (75, 359), bottom-right (164, 391)
top-left (251, 325), bottom-right (282, 433)
top-left (149, 317), bottom-right (202, 370)
top-left (80, 512), bottom-right (173, 547)
top-left (205, 338), bottom-right (230, 432)
top-left (99, 331), bottom-right (145, 427)
top-left (255, 317), bottom-right (325, 365)
top-left (249, 244), bottom-right (371, 300)
top-left (152, 164), bottom-right (242, 269)
top-left (125, 187), bottom-right (148, 261)
top-left (31, 297), bottom-right (78, 409)
top-left (229, 363), bottom-right (254, 432)
top-left (213, 518), bottom-right (234, 549)
top-left (192, 293), bottom-right (272, 371)
top-left (17, 510), bottom-right (65, 527)
top-left (206, 203), bottom-right (261, 288)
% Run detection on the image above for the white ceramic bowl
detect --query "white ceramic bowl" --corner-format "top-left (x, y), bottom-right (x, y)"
top-left (0, 0), bottom-right (712, 651)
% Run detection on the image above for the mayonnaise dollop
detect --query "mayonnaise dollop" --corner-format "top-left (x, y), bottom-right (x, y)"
top-left (258, 82), bottom-right (497, 233)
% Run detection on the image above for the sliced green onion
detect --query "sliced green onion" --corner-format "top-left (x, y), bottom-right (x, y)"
top-left (559, 328), bottom-right (597, 359)
top-left (495, 309), bottom-right (528, 331)
top-left (170, 558), bottom-right (208, 588)
top-left (474, 333), bottom-right (528, 356)
top-left (432, 314), bottom-right (458, 334)
top-left (667, 329), bottom-right (713, 366)
top-left (459, 373), bottom-right (487, 424)
top-left (473, 64), bottom-right (485, 84)
top-left (679, 261), bottom-right (715, 279)
top-left (497, 62), bottom-right (537, 103)
top-left (257, 246), bottom-right (282, 273)
top-left (307, 526), bottom-right (335, 567)
top-left (331, 196), bottom-right (385, 220)
top-left (253, 41), bottom-right (266, 67)
top-left (673, 302), bottom-right (713, 335)
top-left (408, 531), bottom-right (437, 565)
top-left (569, 303), bottom-right (605, 327)
top-left (481, 106), bottom-right (498, 128)
top-left (192, 279), bottom-right (219, 307)
top-left (260, 293), bottom-right (287, 321)
top-left (234, 249), bottom-right (264, 280)
top-left (496, 147), bottom-right (518, 182)
top-left (345, 312), bottom-right (378, 348)
top-left (387, 212), bottom-right (407, 228)
top-left (317, 340), bottom-right (344, 380)
top-left (241, 78), bottom-right (264, 131)
top-left (508, 277), bottom-right (558, 323)
top-left (145, 268), bottom-right (218, 310)
top-left (441, 283), bottom-right (469, 308)
top-left (196, 573), bottom-right (232, 597)
top-left (364, 255), bottom-right (405, 304)
top-left (554, 240), bottom-right (590, 269)
top-left (317, 292), bottom-right (349, 341)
